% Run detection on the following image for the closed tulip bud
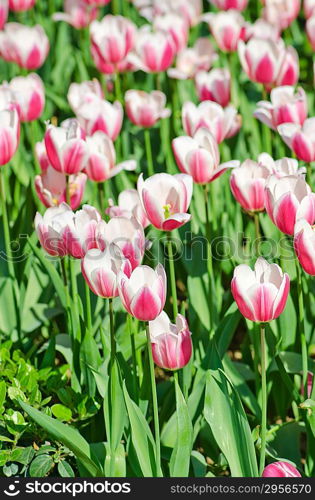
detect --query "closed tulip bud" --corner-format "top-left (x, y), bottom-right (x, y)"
top-left (9, 0), bottom-right (35, 11)
top-left (149, 311), bottom-right (192, 370)
top-left (129, 27), bottom-right (175, 73)
top-left (0, 0), bottom-right (8, 31)
top-left (203, 10), bottom-right (247, 52)
top-left (62, 204), bottom-right (101, 258)
top-left (76, 97), bottom-right (123, 141)
top-left (278, 118), bottom-right (315, 162)
top-left (262, 0), bottom-right (300, 31)
top-left (275, 46), bottom-right (299, 88)
top-left (53, 0), bottom-right (98, 30)
top-left (167, 38), bottom-right (217, 80)
top-left (35, 167), bottom-right (87, 210)
top-left (8, 73), bottom-right (45, 122)
top-left (82, 244), bottom-right (132, 299)
top-left (0, 23), bottom-right (49, 70)
top-left (265, 174), bottom-right (315, 235)
top-left (305, 0), bottom-right (315, 18)
top-left (238, 38), bottom-right (286, 85)
top-left (173, 128), bottom-right (239, 184)
top-left (118, 264), bottom-right (167, 321)
top-left (106, 189), bottom-right (150, 229)
top-left (85, 131), bottom-right (136, 182)
top-left (44, 119), bottom-right (88, 175)
top-left (232, 257), bottom-right (290, 323)
top-left (34, 203), bottom-right (74, 257)
top-left (182, 101), bottom-right (241, 143)
top-left (0, 108), bottom-right (20, 166)
top-left (262, 461), bottom-right (301, 477)
top-left (67, 80), bottom-right (103, 114)
top-left (302, 372), bottom-right (314, 397)
top-left (254, 86), bottom-right (307, 131)
top-left (137, 172), bottom-right (193, 231)
top-left (209, 0), bottom-right (248, 9)
top-left (125, 90), bottom-right (171, 128)
top-left (294, 219), bottom-right (315, 275)
top-left (195, 68), bottom-right (231, 107)
top-left (153, 14), bottom-right (189, 53)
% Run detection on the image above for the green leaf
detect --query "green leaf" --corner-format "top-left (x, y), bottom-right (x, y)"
top-left (103, 360), bottom-right (126, 453)
top-left (0, 380), bottom-right (6, 413)
top-left (170, 378), bottom-right (193, 477)
top-left (191, 451), bottom-right (207, 477)
top-left (51, 404), bottom-right (72, 422)
top-left (58, 460), bottom-right (75, 477)
top-left (104, 443), bottom-right (126, 477)
top-left (29, 454), bottom-right (54, 477)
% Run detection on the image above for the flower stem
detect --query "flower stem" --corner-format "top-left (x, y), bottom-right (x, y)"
top-left (109, 298), bottom-right (116, 372)
top-left (295, 258), bottom-right (308, 397)
top-left (167, 234), bottom-right (178, 319)
top-left (259, 323), bottom-right (267, 476)
top-left (85, 281), bottom-right (92, 333)
top-left (146, 323), bottom-right (162, 477)
top-left (0, 169), bottom-right (15, 281)
top-left (203, 184), bottom-right (214, 333)
top-left (144, 128), bottom-right (154, 177)
top-left (66, 175), bottom-right (71, 206)
top-left (69, 258), bottom-right (81, 342)
top-left (253, 212), bottom-right (261, 257)
top-left (128, 313), bottom-right (139, 402)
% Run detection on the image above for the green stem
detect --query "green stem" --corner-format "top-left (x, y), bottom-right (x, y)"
top-left (295, 258), bottom-right (308, 397)
top-left (97, 181), bottom-right (106, 213)
top-left (0, 169), bottom-right (15, 280)
top-left (114, 70), bottom-right (122, 103)
top-left (307, 163), bottom-right (313, 189)
top-left (259, 323), bottom-right (267, 476)
top-left (144, 128), bottom-right (154, 177)
top-left (146, 323), bottom-right (162, 477)
top-left (203, 184), bottom-right (214, 333)
top-left (167, 234), bottom-right (178, 319)
top-left (253, 212), bottom-right (261, 257)
top-left (109, 298), bottom-right (116, 371)
top-left (128, 314), bottom-right (138, 402)
top-left (69, 258), bottom-right (81, 341)
top-left (66, 175), bottom-right (71, 206)
top-left (112, 0), bottom-right (120, 15)
top-left (85, 281), bottom-right (92, 333)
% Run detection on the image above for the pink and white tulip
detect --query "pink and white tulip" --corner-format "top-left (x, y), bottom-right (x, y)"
top-left (34, 203), bottom-right (74, 257)
top-left (67, 80), bottom-right (103, 114)
top-left (82, 0), bottom-right (110, 4)
top-left (35, 140), bottom-right (50, 172)
top-left (153, 14), bottom-right (189, 53)
top-left (128, 27), bottom-right (175, 73)
top-left (35, 167), bottom-right (87, 210)
top-left (53, 0), bottom-right (98, 30)
top-left (278, 118), bottom-right (315, 162)
top-left (118, 264), bottom-right (167, 321)
top-left (137, 173), bottom-right (193, 231)
top-left (167, 38), bottom-right (217, 80)
top-left (62, 204), bottom-right (101, 259)
top-left (203, 10), bottom-right (246, 52)
top-left (8, 73), bottom-right (45, 122)
top-left (173, 128), bottom-right (239, 184)
top-left (82, 245), bottom-right (132, 299)
top-left (8, 0), bottom-right (35, 10)
top-left (265, 174), bottom-right (315, 235)
top-left (208, 0), bottom-right (248, 10)
top-left (262, 461), bottom-right (301, 477)
top-left (0, 0), bottom-right (8, 31)
top-left (134, 0), bottom-right (202, 27)
top-left (125, 90), bottom-right (171, 128)
top-left (274, 46), bottom-right (299, 88)
top-left (238, 38), bottom-right (285, 85)
top-left (0, 108), bottom-right (20, 166)
top-left (294, 219), bottom-right (315, 275)
top-left (258, 153), bottom-right (306, 178)
top-left (76, 97), bottom-right (123, 141)
top-left (106, 189), bottom-right (150, 229)
top-left (306, 15), bottom-right (315, 50)
top-left (245, 19), bottom-right (280, 41)
top-left (149, 311), bottom-right (192, 370)
top-left (231, 257), bottom-right (290, 323)
top-left (262, 0), bottom-right (300, 31)
top-left (195, 69), bottom-right (231, 107)
top-left (305, 0), bottom-right (315, 18)
top-left (0, 23), bottom-right (49, 70)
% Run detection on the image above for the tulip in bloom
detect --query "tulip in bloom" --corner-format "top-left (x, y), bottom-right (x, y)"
top-left (258, 153), bottom-right (305, 178)
top-left (35, 166), bottom-right (87, 210)
top-left (76, 97), bottom-right (123, 141)
top-left (134, 0), bottom-right (202, 27)
top-left (202, 10), bottom-right (246, 52)
top-left (0, 23), bottom-right (49, 70)
top-left (45, 119), bottom-right (88, 175)
top-left (0, 0), bottom-right (8, 31)
top-left (67, 80), bottom-right (103, 114)
top-left (254, 86), bottom-right (307, 131)
top-left (106, 189), bottom-right (150, 229)
top-left (35, 140), bottom-right (50, 172)
top-left (294, 219), bottom-right (315, 275)
top-left (118, 264), bottom-right (167, 321)
top-left (0, 108), bottom-right (20, 166)
top-left (82, 245), bottom-right (132, 299)
top-left (137, 173), bottom-right (193, 231)
top-left (8, 73), bottom-right (45, 122)
top-left (173, 128), bottom-right (239, 184)
top-left (262, 0), bottom-right (300, 31)
top-left (8, 0), bottom-right (35, 10)
top-left (274, 46), bottom-right (299, 88)
top-left (195, 69), bottom-right (231, 107)
top-left (278, 118), bottom-right (315, 162)
top-left (53, 0), bottom-right (98, 30)
top-left (231, 257), bottom-right (290, 323)
top-left (128, 27), bottom-right (175, 73)
top-left (306, 15), bottom-right (315, 50)
top-left (153, 14), bottom-right (189, 53)
top-left (305, 0), bottom-right (315, 18)
top-left (149, 311), bottom-right (192, 370)
top-left (262, 461), bottom-right (301, 477)
top-left (34, 203), bottom-right (74, 257)
top-left (245, 19), bottom-right (280, 41)
top-left (125, 90), bottom-right (171, 128)
top-left (265, 174), bottom-right (315, 235)
top-left (182, 101), bottom-right (241, 143)
top-left (209, 0), bottom-right (248, 9)
top-left (167, 38), bottom-right (217, 80)
top-left (62, 204), bottom-right (101, 259)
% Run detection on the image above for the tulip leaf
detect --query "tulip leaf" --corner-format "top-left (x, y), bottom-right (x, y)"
top-left (170, 377), bottom-right (193, 477)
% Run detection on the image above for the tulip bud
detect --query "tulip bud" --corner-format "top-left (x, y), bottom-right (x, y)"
top-left (195, 69), bottom-right (231, 107)
top-left (278, 118), bottom-right (315, 162)
top-left (0, 23), bottom-right (49, 70)
top-left (0, 108), bottom-right (20, 166)
top-left (8, 73), bottom-right (45, 122)
top-left (294, 219), bottom-right (315, 275)
top-left (153, 14), bottom-right (189, 53)
top-left (238, 38), bottom-right (285, 85)
top-left (106, 189), bottom-right (150, 229)
top-left (262, 0), bottom-right (300, 31)
top-left (53, 0), bottom-right (98, 30)
top-left (275, 46), bottom-right (299, 88)
top-left (35, 167), bottom-right (87, 210)
top-left (128, 27), bottom-right (175, 73)
top-left (125, 90), bottom-right (171, 128)
top-left (262, 461), bottom-right (301, 477)
top-left (76, 97), bottom-right (123, 141)
top-left (167, 38), bottom-right (217, 80)
top-left (258, 153), bottom-right (305, 178)
top-left (67, 80), bottom-right (103, 114)
top-left (203, 10), bottom-right (247, 52)
top-left (35, 140), bottom-right (50, 172)
top-left (34, 203), bottom-right (74, 257)
top-left (9, 0), bottom-right (35, 11)
top-left (62, 204), bottom-right (101, 258)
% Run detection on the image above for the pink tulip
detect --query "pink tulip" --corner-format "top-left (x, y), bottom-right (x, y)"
top-left (67, 80), bottom-right (103, 114)
top-left (202, 10), bottom-right (247, 52)
top-left (258, 153), bottom-right (306, 178)
top-left (0, 108), bottom-right (20, 166)
top-left (254, 86), bottom-right (307, 131)
top-left (262, 461), bottom-right (301, 477)
top-left (305, 0), bottom-right (315, 18)
top-left (125, 90), bottom-right (171, 128)
top-left (97, 216), bottom-right (145, 269)
top-left (8, 73), bottom-right (45, 122)
top-left (182, 101), bottom-right (241, 143)
top-left (62, 204), bottom-right (101, 258)
top-left (8, 0), bottom-right (35, 10)
top-left (294, 218), bottom-right (315, 275)
top-left (209, 0), bottom-right (248, 9)
top-left (106, 189), bottom-right (150, 229)
top-left (53, 0), bottom-right (98, 30)
top-left (76, 97), bottom-right (123, 141)
top-left (238, 38), bottom-right (285, 85)
top-left (118, 264), bottom-right (167, 321)
top-left (149, 311), bottom-right (192, 370)
top-left (35, 166), bottom-right (87, 210)
top-left (278, 118), bottom-right (315, 162)
top-left (307, 15), bottom-right (315, 50)
top-left (167, 38), bottom-right (217, 80)
top-left (82, 244), bottom-right (132, 298)
top-left (0, 23), bottom-right (49, 70)
top-left (128, 27), bottom-right (175, 73)
top-left (301, 372), bottom-right (314, 397)
top-left (45, 119), bottom-right (88, 175)
top-left (82, 0), bottom-right (110, 4)
top-left (245, 19), bottom-right (280, 41)
top-left (195, 68), bottom-right (231, 107)
top-left (274, 46), bottom-right (299, 88)
top-left (34, 203), bottom-right (74, 257)
top-left (262, 0), bottom-right (300, 31)
top-left (153, 14), bottom-right (189, 53)
top-left (0, 0), bottom-right (8, 31)
top-left (135, 0), bottom-right (202, 27)
top-left (85, 131), bottom-right (136, 182)
top-left (35, 140), bottom-right (50, 172)
top-left (265, 174), bottom-right (315, 235)
top-left (137, 173), bottom-right (193, 231)
top-left (173, 128), bottom-right (239, 184)
top-left (231, 257), bottom-right (290, 323)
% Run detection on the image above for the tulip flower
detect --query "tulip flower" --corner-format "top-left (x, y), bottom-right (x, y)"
top-left (182, 101), bottom-right (241, 143)
top-left (0, 23), bottom-right (49, 70)
top-left (305, 0), bottom-right (315, 18)
top-left (258, 153), bottom-right (306, 178)
top-left (278, 118), bottom-right (315, 162)
top-left (44, 119), bottom-right (88, 175)
top-left (265, 174), bottom-right (315, 235)
top-left (262, 0), bottom-right (300, 31)
top-left (294, 219), bottom-right (315, 275)
top-left (173, 128), bottom-right (239, 185)
top-left (67, 80), bottom-right (103, 114)
top-left (53, 0), bottom-right (98, 30)
top-left (106, 189), bottom-right (150, 229)
top-left (202, 10), bottom-right (247, 52)
top-left (128, 27), bottom-right (175, 73)
top-left (195, 69), bottom-right (231, 107)
top-left (0, 108), bottom-right (20, 166)
top-left (0, 0), bottom-right (8, 31)
top-left (82, 0), bottom-right (110, 4)
top-left (8, 73), bottom-right (45, 122)
top-left (125, 90), bottom-right (171, 128)
top-left (134, 0), bottom-right (202, 27)
top-left (307, 15), bottom-right (315, 50)
top-left (35, 166), bottom-right (87, 210)
top-left (97, 216), bottom-right (146, 270)
top-left (137, 173), bottom-right (193, 231)
top-left (262, 461), bottom-right (301, 477)
top-left (209, 0), bottom-right (248, 9)
top-left (274, 46), bottom-right (299, 88)
top-left (254, 86), bottom-right (307, 131)
top-left (76, 97), bottom-right (123, 141)
top-left (301, 372), bottom-right (314, 397)
top-left (153, 14), bottom-right (189, 53)
top-left (82, 244), bottom-right (132, 298)
top-left (35, 140), bottom-right (50, 172)
top-left (231, 257), bottom-right (290, 323)
top-left (118, 264), bottom-right (167, 321)
top-left (245, 19), bottom-right (280, 41)
top-left (167, 38), bottom-right (217, 80)
top-left (62, 204), bottom-right (101, 258)
top-left (34, 203), bottom-right (74, 257)
top-left (8, 0), bottom-right (35, 10)
top-left (149, 311), bottom-right (192, 370)
top-left (238, 38), bottom-right (285, 85)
